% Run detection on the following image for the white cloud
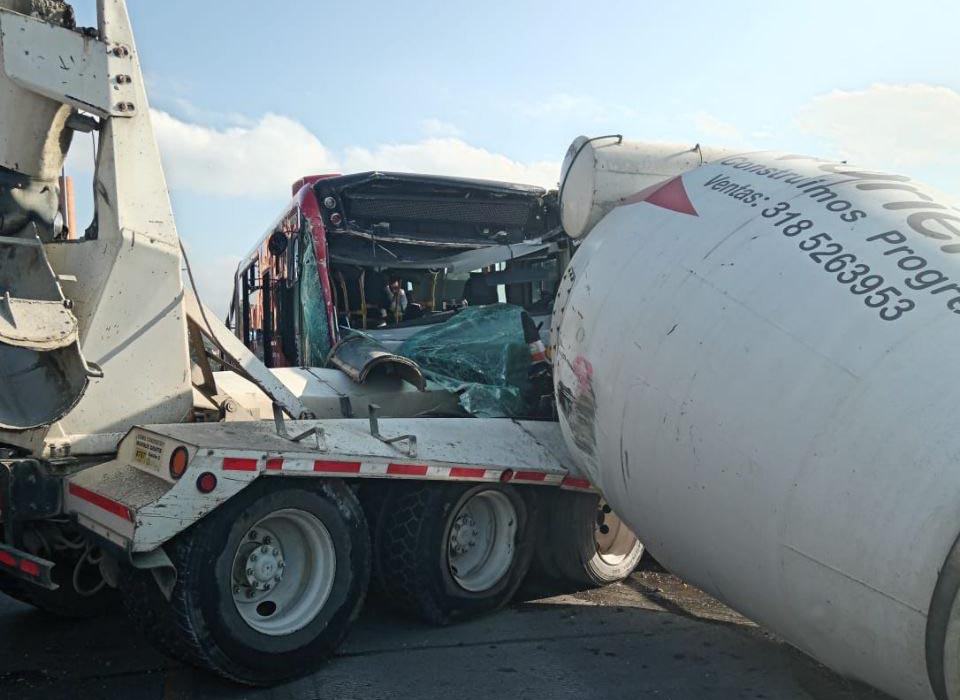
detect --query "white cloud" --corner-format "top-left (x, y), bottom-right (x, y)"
top-left (181, 252), bottom-right (241, 321)
top-left (68, 109), bottom-right (558, 195)
top-left (141, 110), bottom-right (558, 195)
top-left (690, 112), bottom-right (749, 147)
top-left (167, 97), bottom-right (253, 129)
top-left (517, 92), bottom-right (637, 123)
top-left (150, 111), bottom-right (339, 198)
top-left (420, 118), bottom-right (462, 138)
top-left (343, 138), bottom-right (559, 189)
top-left (796, 83), bottom-right (960, 171)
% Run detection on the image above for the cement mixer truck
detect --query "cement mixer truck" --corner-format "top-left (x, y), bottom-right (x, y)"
top-left (553, 136), bottom-right (960, 700)
top-left (0, 2), bottom-right (956, 699)
top-left (0, 0), bottom-right (642, 686)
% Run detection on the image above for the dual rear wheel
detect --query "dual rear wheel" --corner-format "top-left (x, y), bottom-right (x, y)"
top-left (119, 479), bottom-right (368, 685)
top-left (117, 478), bottom-right (641, 685)
top-left (367, 482), bottom-right (535, 625)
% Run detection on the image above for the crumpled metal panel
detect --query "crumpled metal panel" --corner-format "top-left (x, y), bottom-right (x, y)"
top-left (327, 333), bottom-right (426, 392)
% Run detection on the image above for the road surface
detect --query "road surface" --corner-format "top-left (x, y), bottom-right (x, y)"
top-left (0, 561), bottom-right (891, 700)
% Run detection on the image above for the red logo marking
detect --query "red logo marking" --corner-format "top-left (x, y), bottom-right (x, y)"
top-left (622, 176), bottom-right (699, 216)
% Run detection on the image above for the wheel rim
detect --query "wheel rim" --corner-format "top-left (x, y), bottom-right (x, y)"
top-left (230, 508), bottom-right (336, 636)
top-left (594, 499), bottom-right (639, 566)
top-left (446, 490), bottom-right (517, 593)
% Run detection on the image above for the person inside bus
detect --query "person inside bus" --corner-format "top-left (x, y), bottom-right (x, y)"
top-left (379, 277), bottom-right (408, 325)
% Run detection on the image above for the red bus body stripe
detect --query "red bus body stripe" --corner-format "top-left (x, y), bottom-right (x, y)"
top-left (562, 476), bottom-right (592, 489)
top-left (0, 551), bottom-right (15, 568)
top-left (265, 458), bottom-right (284, 471)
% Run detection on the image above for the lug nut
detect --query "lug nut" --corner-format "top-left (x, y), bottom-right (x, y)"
top-left (272, 548), bottom-right (280, 556)
top-left (261, 545), bottom-right (269, 554)
top-left (250, 553), bottom-right (258, 562)
top-left (246, 568), bottom-right (254, 576)
top-left (263, 536), bottom-right (272, 545)
top-left (249, 530), bottom-right (258, 540)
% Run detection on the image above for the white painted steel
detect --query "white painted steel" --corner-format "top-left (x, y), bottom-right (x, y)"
top-left (231, 510), bottom-right (336, 636)
top-left (212, 366), bottom-right (459, 421)
top-left (559, 136), bottom-right (732, 239)
top-left (447, 490), bottom-right (517, 592)
top-left (0, 1), bottom-right (193, 456)
top-left (553, 145), bottom-right (960, 700)
top-left (62, 418), bottom-right (591, 554)
top-left (0, 4), bottom-right (73, 180)
top-left (183, 290), bottom-right (308, 420)
top-left (0, 9), bottom-right (135, 119)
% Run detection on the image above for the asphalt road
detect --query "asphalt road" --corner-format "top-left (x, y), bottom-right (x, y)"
top-left (0, 562), bottom-right (892, 700)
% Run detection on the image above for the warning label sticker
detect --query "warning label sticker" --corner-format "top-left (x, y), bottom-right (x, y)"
top-left (133, 434), bottom-right (165, 472)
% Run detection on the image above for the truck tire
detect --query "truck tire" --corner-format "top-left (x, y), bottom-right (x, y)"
top-left (533, 491), bottom-right (643, 588)
top-left (357, 480), bottom-right (390, 601)
top-left (119, 478), bottom-right (369, 685)
top-left (372, 482), bottom-right (535, 625)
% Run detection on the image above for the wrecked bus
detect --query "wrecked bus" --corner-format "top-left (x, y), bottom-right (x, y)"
top-left (228, 172), bottom-right (567, 367)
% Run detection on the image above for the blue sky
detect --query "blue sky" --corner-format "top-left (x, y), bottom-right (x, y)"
top-left (66, 1), bottom-right (960, 314)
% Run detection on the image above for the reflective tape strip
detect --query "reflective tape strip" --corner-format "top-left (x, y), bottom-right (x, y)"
top-left (450, 467), bottom-right (487, 479)
top-left (218, 454), bottom-right (567, 487)
top-left (222, 457), bottom-right (258, 472)
top-left (387, 463), bottom-right (429, 477)
top-left (0, 551), bottom-right (39, 578)
top-left (314, 460), bottom-right (361, 474)
top-left (561, 476), bottom-right (593, 490)
top-left (19, 559), bottom-right (39, 577)
top-left (68, 483), bottom-right (134, 522)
